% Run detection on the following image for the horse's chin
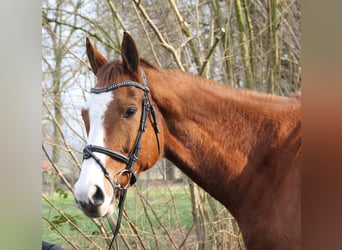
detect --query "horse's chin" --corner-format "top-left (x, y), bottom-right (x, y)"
top-left (81, 204), bottom-right (114, 218)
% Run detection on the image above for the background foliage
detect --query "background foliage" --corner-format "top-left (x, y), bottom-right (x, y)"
top-left (42, 0), bottom-right (301, 249)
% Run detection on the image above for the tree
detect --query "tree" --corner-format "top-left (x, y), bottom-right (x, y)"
top-left (42, 0), bottom-right (83, 192)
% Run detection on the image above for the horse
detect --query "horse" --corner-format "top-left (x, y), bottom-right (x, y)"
top-left (74, 32), bottom-right (301, 250)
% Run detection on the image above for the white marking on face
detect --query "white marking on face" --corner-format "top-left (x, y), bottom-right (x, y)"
top-left (74, 91), bottom-right (114, 216)
top-left (86, 91), bottom-right (113, 146)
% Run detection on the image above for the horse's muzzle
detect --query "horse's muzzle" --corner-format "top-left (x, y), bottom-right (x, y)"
top-left (74, 185), bottom-right (114, 218)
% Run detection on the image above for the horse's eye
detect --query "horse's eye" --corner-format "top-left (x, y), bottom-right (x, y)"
top-left (123, 107), bottom-right (137, 118)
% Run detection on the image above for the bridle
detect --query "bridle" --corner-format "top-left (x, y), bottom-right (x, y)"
top-left (82, 67), bottom-right (160, 249)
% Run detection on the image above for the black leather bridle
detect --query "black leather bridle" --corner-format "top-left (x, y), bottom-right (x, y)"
top-left (82, 67), bottom-right (160, 249)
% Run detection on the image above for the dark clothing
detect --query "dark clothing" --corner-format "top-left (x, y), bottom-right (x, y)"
top-left (42, 241), bottom-right (64, 250)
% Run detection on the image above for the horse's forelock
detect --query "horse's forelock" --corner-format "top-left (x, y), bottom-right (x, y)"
top-left (96, 60), bottom-right (127, 87)
top-left (95, 59), bottom-right (159, 88)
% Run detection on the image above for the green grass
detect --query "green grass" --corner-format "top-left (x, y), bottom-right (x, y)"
top-left (42, 185), bottom-right (193, 249)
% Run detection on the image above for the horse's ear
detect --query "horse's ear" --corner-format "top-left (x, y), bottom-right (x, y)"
top-left (86, 37), bottom-right (107, 75)
top-left (121, 32), bottom-right (140, 73)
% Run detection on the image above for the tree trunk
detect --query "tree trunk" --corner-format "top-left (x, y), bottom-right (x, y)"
top-left (267, 0), bottom-right (279, 93)
top-left (233, 0), bottom-right (254, 89)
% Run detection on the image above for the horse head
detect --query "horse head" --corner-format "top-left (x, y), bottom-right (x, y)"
top-left (74, 32), bottom-right (161, 218)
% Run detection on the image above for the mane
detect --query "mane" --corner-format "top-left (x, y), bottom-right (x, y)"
top-left (144, 61), bottom-right (300, 113)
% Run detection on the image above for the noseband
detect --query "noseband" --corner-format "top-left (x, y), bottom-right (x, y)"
top-left (82, 67), bottom-right (160, 249)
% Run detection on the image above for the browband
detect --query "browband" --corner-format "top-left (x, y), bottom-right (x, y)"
top-left (91, 67), bottom-right (148, 94)
top-left (91, 80), bottom-right (149, 94)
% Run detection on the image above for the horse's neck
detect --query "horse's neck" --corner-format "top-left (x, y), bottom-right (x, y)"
top-left (148, 68), bottom-right (300, 212)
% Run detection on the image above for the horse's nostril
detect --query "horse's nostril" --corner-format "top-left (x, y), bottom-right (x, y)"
top-left (89, 185), bottom-right (104, 207)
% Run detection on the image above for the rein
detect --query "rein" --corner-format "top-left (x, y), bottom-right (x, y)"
top-left (82, 68), bottom-right (160, 249)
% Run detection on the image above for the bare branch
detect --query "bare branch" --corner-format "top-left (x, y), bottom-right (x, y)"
top-left (131, 0), bottom-right (185, 71)
top-left (42, 194), bottom-right (103, 249)
top-left (200, 28), bottom-right (225, 77)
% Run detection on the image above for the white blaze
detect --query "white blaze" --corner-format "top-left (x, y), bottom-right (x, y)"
top-left (74, 91), bottom-right (114, 215)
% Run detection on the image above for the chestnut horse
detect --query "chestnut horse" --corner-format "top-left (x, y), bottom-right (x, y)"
top-left (74, 32), bottom-right (301, 249)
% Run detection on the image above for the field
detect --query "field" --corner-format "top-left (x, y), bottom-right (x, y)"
top-left (42, 183), bottom-right (198, 249)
